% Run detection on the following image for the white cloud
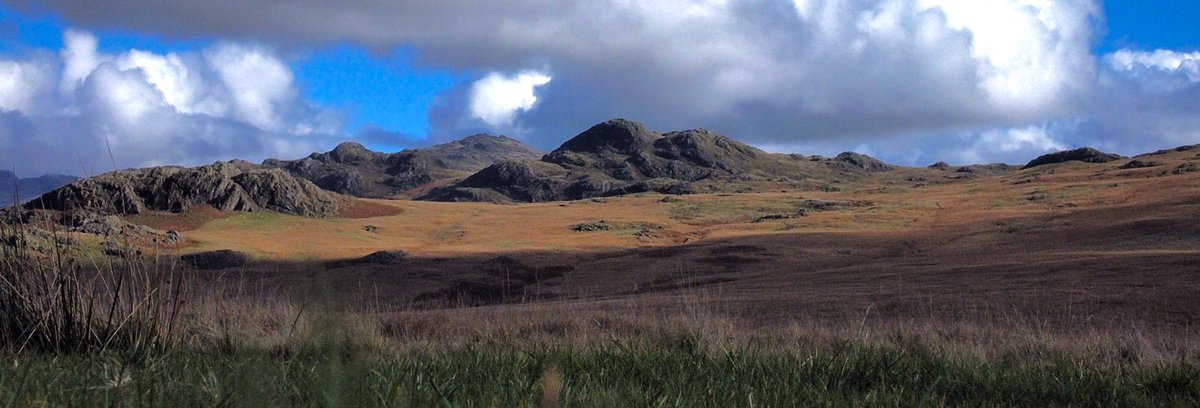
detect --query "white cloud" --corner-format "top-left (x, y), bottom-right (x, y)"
top-left (0, 59), bottom-right (53, 115)
top-left (205, 43), bottom-right (297, 131)
top-left (115, 50), bottom-right (223, 116)
top-left (81, 64), bottom-right (166, 128)
top-left (945, 125), bottom-right (1068, 164)
top-left (59, 29), bottom-right (106, 95)
top-left (980, 126), bottom-right (1066, 153)
top-left (469, 70), bottom-right (551, 127)
top-left (0, 30), bottom-right (341, 177)
top-left (1107, 49), bottom-right (1200, 83)
top-left (917, 0), bottom-right (1098, 115)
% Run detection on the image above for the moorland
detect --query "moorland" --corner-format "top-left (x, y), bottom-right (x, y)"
top-left (3, 119), bottom-right (1200, 406)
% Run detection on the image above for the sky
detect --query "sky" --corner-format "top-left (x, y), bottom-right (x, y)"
top-left (0, 0), bottom-right (1197, 177)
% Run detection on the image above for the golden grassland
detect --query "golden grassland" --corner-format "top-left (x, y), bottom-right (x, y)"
top-left (166, 151), bottom-right (1200, 262)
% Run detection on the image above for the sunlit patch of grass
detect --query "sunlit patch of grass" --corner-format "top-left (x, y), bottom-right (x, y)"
top-left (666, 198), bottom-right (798, 226)
top-left (202, 211), bottom-right (290, 232)
top-left (494, 240), bottom-right (531, 250)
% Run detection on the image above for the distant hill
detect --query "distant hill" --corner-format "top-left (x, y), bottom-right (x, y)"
top-left (263, 134), bottom-right (543, 198)
top-left (0, 170), bottom-right (78, 208)
top-left (422, 118), bottom-right (895, 202)
top-left (23, 161), bottom-right (341, 217)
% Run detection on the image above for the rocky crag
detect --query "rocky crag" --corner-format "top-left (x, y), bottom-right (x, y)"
top-left (423, 118), bottom-right (896, 202)
top-left (23, 161), bottom-right (341, 217)
top-left (263, 134), bottom-right (542, 198)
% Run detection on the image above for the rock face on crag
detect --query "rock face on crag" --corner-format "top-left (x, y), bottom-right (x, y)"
top-left (25, 161), bottom-right (340, 217)
top-left (263, 135), bottom-right (543, 198)
top-left (423, 118), bottom-right (896, 202)
top-left (1022, 148), bottom-right (1124, 170)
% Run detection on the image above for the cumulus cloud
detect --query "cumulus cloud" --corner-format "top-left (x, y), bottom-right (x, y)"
top-left (0, 57), bottom-right (54, 115)
top-left (0, 30), bottom-right (341, 176)
top-left (59, 29), bottom-right (105, 95)
top-left (469, 70), bottom-right (551, 128)
top-left (1108, 50), bottom-right (1200, 75)
top-left (9, 0), bottom-right (1200, 166)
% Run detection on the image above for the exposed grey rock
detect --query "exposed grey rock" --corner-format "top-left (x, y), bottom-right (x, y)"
top-left (831, 152), bottom-right (893, 172)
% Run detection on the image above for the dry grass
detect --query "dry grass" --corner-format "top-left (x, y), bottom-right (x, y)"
top-left (0, 215), bottom-right (186, 358)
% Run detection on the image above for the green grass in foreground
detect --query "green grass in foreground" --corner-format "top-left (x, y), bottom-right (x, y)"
top-left (3, 341), bottom-right (1198, 407)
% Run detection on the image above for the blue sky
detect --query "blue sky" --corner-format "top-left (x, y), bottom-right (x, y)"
top-left (1103, 0), bottom-right (1200, 52)
top-left (0, 1), bottom-right (1198, 176)
top-left (0, 3), bottom-right (463, 145)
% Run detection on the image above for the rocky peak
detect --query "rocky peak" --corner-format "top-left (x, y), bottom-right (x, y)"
top-left (458, 133), bottom-right (506, 145)
top-left (328, 141), bottom-right (380, 164)
top-left (551, 118), bottom-right (661, 155)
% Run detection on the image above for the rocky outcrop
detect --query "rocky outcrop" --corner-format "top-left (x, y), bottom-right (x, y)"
top-left (263, 135), bottom-right (543, 198)
top-left (1022, 148), bottom-right (1124, 170)
top-left (25, 161), bottom-right (340, 217)
top-left (831, 152), bottom-right (893, 172)
top-left (424, 118), bottom-right (889, 202)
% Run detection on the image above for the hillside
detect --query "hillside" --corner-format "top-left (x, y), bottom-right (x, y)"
top-left (0, 170), bottom-right (77, 208)
top-left (263, 134), bottom-right (542, 198)
top-left (422, 119), bottom-right (905, 202)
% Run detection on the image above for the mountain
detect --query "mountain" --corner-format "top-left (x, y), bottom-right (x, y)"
top-left (422, 118), bottom-right (895, 202)
top-left (0, 170), bottom-right (78, 208)
top-left (263, 134), bottom-right (543, 198)
top-left (23, 161), bottom-right (341, 217)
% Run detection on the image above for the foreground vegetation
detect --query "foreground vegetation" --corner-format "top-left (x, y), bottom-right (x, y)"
top-left (4, 218), bottom-right (1200, 407)
top-left (4, 340), bottom-right (1199, 407)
